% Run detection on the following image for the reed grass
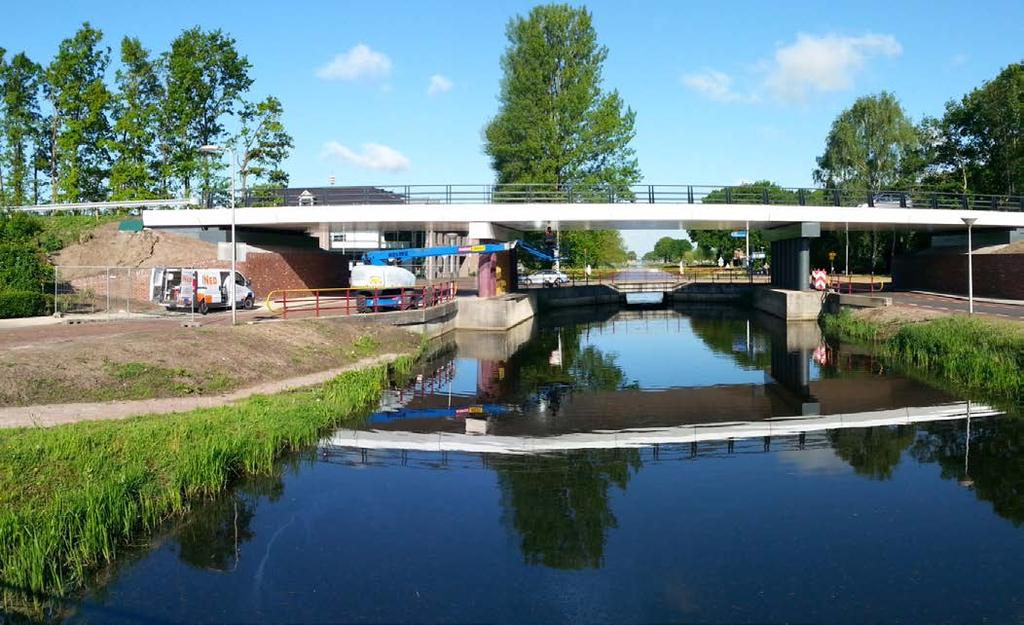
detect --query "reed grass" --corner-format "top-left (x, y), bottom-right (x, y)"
top-left (0, 354), bottom-right (414, 609)
top-left (821, 310), bottom-right (1024, 401)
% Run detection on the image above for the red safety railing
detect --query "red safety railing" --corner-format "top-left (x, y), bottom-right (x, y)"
top-left (263, 281), bottom-right (458, 319)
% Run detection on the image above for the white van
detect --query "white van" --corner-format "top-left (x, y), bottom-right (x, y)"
top-left (150, 267), bottom-right (255, 314)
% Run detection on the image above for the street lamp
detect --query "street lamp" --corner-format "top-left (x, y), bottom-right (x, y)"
top-left (199, 144), bottom-right (238, 325)
top-left (961, 216), bottom-right (977, 315)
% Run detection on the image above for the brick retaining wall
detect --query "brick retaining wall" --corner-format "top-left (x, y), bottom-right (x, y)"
top-left (892, 253), bottom-right (1024, 300)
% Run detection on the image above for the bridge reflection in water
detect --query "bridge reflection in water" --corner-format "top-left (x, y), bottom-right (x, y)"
top-left (323, 305), bottom-right (994, 456)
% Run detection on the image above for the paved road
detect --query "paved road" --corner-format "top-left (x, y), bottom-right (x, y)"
top-left (891, 291), bottom-right (1024, 320)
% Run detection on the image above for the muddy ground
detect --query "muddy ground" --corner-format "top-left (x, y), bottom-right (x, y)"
top-left (0, 318), bottom-right (420, 406)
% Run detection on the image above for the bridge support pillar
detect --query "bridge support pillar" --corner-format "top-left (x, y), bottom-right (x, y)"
top-left (765, 222), bottom-right (820, 291)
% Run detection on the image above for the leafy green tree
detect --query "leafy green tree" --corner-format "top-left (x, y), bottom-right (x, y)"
top-left (44, 23), bottom-right (113, 202)
top-left (650, 236), bottom-right (692, 263)
top-left (484, 4), bottom-right (639, 189)
top-left (161, 27), bottom-right (252, 204)
top-left (813, 92), bottom-right (921, 191)
top-left (109, 37), bottom-right (163, 200)
top-left (230, 95), bottom-right (293, 205)
top-left (0, 51), bottom-right (43, 206)
top-left (928, 63), bottom-right (1024, 195)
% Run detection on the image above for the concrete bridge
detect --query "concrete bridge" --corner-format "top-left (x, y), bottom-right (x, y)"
top-left (136, 183), bottom-right (1024, 318)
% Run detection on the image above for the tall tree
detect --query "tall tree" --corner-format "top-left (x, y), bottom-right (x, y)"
top-left (161, 28), bottom-right (252, 205)
top-left (230, 95), bottom-right (293, 205)
top-left (931, 63), bottom-right (1024, 195)
top-left (44, 23), bottom-right (113, 202)
top-left (0, 51), bottom-right (43, 206)
top-left (813, 92), bottom-right (921, 191)
top-left (109, 37), bottom-right (163, 200)
top-left (484, 4), bottom-right (639, 189)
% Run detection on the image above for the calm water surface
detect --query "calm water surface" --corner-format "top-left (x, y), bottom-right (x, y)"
top-left (64, 306), bottom-right (1024, 624)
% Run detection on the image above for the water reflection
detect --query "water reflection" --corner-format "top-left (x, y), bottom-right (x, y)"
top-left (493, 449), bottom-right (641, 570)
top-left (174, 470), bottom-right (285, 572)
top-left (59, 306), bottom-right (1024, 625)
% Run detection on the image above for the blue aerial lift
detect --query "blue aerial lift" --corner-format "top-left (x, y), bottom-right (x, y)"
top-left (351, 240), bottom-right (559, 311)
top-left (361, 239), bottom-right (558, 265)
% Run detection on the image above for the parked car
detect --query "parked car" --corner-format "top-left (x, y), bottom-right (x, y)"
top-left (521, 269), bottom-right (570, 287)
top-left (857, 192), bottom-right (913, 208)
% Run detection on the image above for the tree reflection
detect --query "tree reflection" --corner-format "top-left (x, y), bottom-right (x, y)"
top-left (507, 325), bottom-right (627, 399)
top-left (492, 449), bottom-right (641, 570)
top-left (829, 426), bottom-right (916, 480)
top-left (175, 469), bottom-right (285, 571)
top-left (913, 417), bottom-right (1024, 525)
top-left (688, 316), bottom-right (772, 370)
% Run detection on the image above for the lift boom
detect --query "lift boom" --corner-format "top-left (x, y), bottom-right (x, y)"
top-left (362, 240), bottom-right (558, 265)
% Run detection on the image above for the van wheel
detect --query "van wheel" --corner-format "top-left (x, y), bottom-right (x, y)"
top-left (242, 296), bottom-right (254, 310)
top-left (198, 300), bottom-right (209, 315)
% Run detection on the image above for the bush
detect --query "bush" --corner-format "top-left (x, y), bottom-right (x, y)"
top-left (0, 290), bottom-right (50, 318)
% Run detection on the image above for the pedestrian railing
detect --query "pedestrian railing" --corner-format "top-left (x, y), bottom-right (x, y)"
top-left (213, 184), bottom-right (1024, 212)
top-left (264, 281), bottom-right (458, 318)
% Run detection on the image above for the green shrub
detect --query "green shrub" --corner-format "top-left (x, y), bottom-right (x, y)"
top-left (0, 290), bottom-right (49, 318)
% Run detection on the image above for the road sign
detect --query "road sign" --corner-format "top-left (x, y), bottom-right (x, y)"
top-left (828, 251), bottom-right (837, 261)
top-left (730, 230), bottom-right (747, 238)
top-left (751, 251), bottom-right (766, 260)
top-left (811, 268), bottom-right (828, 291)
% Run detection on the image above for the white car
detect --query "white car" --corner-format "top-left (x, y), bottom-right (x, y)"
top-left (522, 269), bottom-right (570, 287)
top-left (857, 192), bottom-right (913, 208)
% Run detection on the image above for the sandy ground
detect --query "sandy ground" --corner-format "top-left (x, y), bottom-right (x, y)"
top-left (52, 222), bottom-right (218, 268)
top-left (0, 352), bottom-right (408, 429)
top-left (0, 317), bottom-right (420, 407)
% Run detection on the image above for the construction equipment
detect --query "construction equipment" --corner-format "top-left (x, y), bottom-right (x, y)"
top-left (349, 240), bottom-right (558, 310)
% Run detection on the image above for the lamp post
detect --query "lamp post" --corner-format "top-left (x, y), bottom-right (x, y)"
top-left (961, 216), bottom-right (977, 315)
top-left (199, 144), bottom-right (237, 325)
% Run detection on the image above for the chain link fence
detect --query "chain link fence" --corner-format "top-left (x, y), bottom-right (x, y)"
top-left (53, 266), bottom-right (181, 318)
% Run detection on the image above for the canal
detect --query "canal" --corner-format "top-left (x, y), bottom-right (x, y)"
top-left (65, 305), bottom-right (1024, 624)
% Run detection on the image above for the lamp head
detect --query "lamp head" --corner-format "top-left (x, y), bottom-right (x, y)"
top-left (199, 145), bottom-right (223, 154)
top-left (961, 216), bottom-right (978, 226)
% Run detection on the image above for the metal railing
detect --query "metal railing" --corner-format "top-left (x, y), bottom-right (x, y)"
top-left (264, 282), bottom-right (458, 319)
top-left (53, 265), bottom-right (170, 318)
top-left (212, 184), bottom-right (1024, 211)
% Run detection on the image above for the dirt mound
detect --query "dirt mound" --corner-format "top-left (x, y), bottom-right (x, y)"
top-left (53, 222), bottom-right (218, 269)
top-left (990, 240), bottom-right (1024, 255)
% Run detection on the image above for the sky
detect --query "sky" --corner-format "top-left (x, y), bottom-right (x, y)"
top-left (5, 0), bottom-right (1024, 253)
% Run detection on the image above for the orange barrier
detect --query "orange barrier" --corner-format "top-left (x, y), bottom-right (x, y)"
top-left (264, 281), bottom-right (458, 318)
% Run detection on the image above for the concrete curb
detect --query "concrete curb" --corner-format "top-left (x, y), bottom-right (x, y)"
top-left (909, 291), bottom-right (1024, 307)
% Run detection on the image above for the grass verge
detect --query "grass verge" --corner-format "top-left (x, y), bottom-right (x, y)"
top-left (821, 309), bottom-right (1024, 401)
top-left (0, 352), bottom-right (415, 611)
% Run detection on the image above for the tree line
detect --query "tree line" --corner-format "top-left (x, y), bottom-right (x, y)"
top-left (0, 23), bottom-right (293, 208)
top-left (690, 64), bottom-right (1024, 272)
top-left (480, 4), bottom-right (1023, 270)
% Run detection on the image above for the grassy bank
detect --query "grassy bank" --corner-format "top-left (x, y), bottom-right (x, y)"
top-left (821, 309), bottom-right (1024, 401)
top-left (0, 352), bottom-right (415, 610)
top-left (1, 319), bottom-right (418, 406)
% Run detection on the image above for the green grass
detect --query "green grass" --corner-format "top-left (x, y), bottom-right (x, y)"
top-left (821, 310), bottom-right (1024, 401)
top-left (0, 353), bottom-right (414, 610)
top-left (34, 213), bottom-right (127, 253)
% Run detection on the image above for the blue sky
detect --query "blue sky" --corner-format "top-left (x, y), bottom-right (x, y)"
top-left (6, 0), bottom-right (1024, 252)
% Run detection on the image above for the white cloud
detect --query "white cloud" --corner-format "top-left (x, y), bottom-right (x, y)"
top-left (681, 33), bottom-right (901, 105)
top-left (427, 74), bottom-right (453, 96)
top-left (316, 44), bottom-right (392, 81)
top-left (681, 70), bottom-right (747, 103)
top-left (763, 33), bottom-right (901, 101)
top-left (321, 141), bottom-right (410, 172)
top-left (950, 53), bottom-right (969, 68)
